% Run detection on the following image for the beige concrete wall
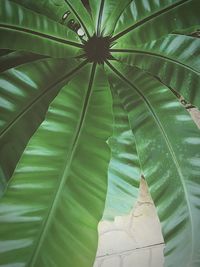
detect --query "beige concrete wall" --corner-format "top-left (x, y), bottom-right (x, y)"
top-left (94, 178), bottom-right (164, 267)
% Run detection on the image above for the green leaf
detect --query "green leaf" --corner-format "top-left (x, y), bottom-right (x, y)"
top-left (0, 58), bottom-right (85, 195)
top-left (10, 0), bottom-right (94, 38)
top-left (103, 86), bottom-right (140, 220)
top-left (89, 0), bottom-right (131, 35)
top-left (112, 0), bottom-right (200, 45)
top-left (63, 0), bottom-right (94, 38)
top-left (10, 0), bottom-right (68, 22)
top-left (0, 51), bottom-right (46, 73)
top-left (0, 0), bottom-right (82, 58)
top-left (106, 61), bottom-right (200, 267)
top-left (0, 64), bottom-right (113, 266)
top-left (112, 34), bottom-right (200, 108)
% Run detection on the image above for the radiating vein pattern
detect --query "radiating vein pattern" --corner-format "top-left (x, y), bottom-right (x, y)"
top-left (112, 0), bottom-right (200, 45)
top-left (0, 0), bottom-right (200, 267)
top-left (112, 34), bottom-right (200, 108)
top-left (0, 1), bottom-right (82, 58)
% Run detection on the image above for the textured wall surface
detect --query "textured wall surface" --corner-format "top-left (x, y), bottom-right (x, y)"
top-left (94, 178), bottom-right (164, 267)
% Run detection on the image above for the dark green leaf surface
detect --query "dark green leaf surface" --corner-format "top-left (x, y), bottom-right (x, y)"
top-left (0, 58), bottom-right (84, 195)
top-left (0, 49), bottom-right (12, 57)
top-left (107, 61), bottom-right (200, 267)
top-left (0, 64), bottom-right (113, 267)
top-left (103, 86), bottom-right (140, 220)
top-left (0, 51), bottom-right (46, 73)
top-left (112, 0), bottom-right (200, 45)
top-left (113, 0), bottom-right (185, 35)
top-left (89, 0), bottom-right (131, 35)
top-left (11, 0), bottom-right (93, 34)
top-left (0, 0), bottom-right (82, 58)
top-left (112, 34), bottom-right (200, 108)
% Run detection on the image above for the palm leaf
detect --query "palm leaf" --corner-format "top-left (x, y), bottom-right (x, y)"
top-left (11, 0), bottom-right (93, 35)
top-left (103, 86), bottom-right (140, 220)
top-left (0, 1), bottom-right (200, 266)
top-left (106, 61), bottom-right (200, 267)
top-left (0, 64), bottom-right (113, 266)
top-left (0, 0), bottom-right (82, 58)
top-left (112, 0), bottom-right (200, 45)
top-left (0, 58), bottom-right (85, 194)
top-left (111, 34), bottom-right (200, 108)
top-left (88, 0), bottom-right (131, 35)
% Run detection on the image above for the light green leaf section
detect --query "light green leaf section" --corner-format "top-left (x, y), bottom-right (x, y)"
top-left (0, 64), bottom-right (113, 267)
top-left (112, 34), bottom-right (200, 108)
top-left (0, 58), bottom-right (82, 195)
top-left (103, 86), bottom-right (140, 220)
top-left (113, 0), bottom-right (200, 45)
top-left (0, 0), bottom-right (82, 58)
top-left (107, 61), bottom-right (200, 267)
top-left (0, 49), bottom-right (12, 57)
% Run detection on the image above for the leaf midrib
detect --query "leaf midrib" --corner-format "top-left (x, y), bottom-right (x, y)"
top-left (111, 0), bottom-right (190, 41)
top-left (110, 49), bottom-right (200, 75)
top-left (28, 62), bottom-right (96, 267)
top-left (0, 24), bottom-right (83, 48)
top-left (97, 0), bottom-right (105, 36)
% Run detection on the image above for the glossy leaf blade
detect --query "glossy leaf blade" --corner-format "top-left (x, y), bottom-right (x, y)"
top-left (113, 0), bottom-right (185, 35)
top-left (107, 61), bottom-right (200, 267)
top-left (89, 0), bottom-right (131, 35)
top-left (103, 86), bottom-right (140, 220)
top-left (112, 34), bottom-right (200, 108)
top-left (0, 0), bottom-right (82, 58)
top-left (0, 58), bottom-right (84, 194)
top-left (113, 0), bottom-right (200, 45)
top-left (0, 64), bottom-right (113, 267)
top-left (11, 0), bottom-right (93, 39)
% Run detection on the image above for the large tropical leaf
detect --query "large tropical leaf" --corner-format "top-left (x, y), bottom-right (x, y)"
top-left (106, 61), bottom-right (200, 267)
top-left (112, 0), bottom-right (200, 45)
top-left (111, 34), bottom-right (200, 108)
top-left (0, 64), bottom-right (113, 266)
top-left (0, 0), bottom-right (200, 267)
top-left (0, 0), bottom-right (82, 58)
top-left (88, 0), bottom-right (131, 35)
top-left (11, 0), bottom-right (93, 35)
top-left (0, 57), bottom-right (86, 194)
top-left (103, 86), bottom-right (140, 220)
